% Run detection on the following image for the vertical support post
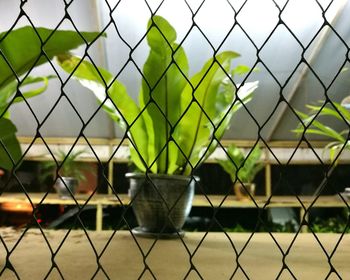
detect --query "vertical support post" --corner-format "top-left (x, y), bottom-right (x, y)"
top-left (96, 203), bottom-right (103, 232)
top-left (108, 141), bottom-right (114, 195)
top-left (265, 163), bottom-right (272, 198)
top-left (300, 207), bottom-right (309, 233)
top-left (108, 161), bottom-right (114, 195)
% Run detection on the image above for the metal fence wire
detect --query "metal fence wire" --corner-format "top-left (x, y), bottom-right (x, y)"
top-left (0, 0), bottom-right (350, 279)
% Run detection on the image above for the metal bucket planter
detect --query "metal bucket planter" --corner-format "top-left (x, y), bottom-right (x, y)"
top-left (234, 182), bottom-right (255, 201)
top-left (54, 177), bottom-right (78, 199)
top-left (126, 173), bottom-right (196, 238)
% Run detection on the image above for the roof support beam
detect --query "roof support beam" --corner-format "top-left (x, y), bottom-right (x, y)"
top-left (265, 0), bottom-right (347, 141)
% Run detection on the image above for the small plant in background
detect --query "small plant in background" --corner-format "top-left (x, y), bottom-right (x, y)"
top-left (224, 224), bottom-right (248, 233)
top-left (40, 149), bottom-right (94, 197)
top-left (311, 217), bottom-right (349, 233)
top-left (217, 144), bottom-right (263, 200)
top-left (41, 149), bottom-right (92, 182)
top-left (224, 221), bottom-right (297, 233)
top-left (258, 221), bottom-right (297, 233)
top-left (217, 144), bottom-right (264, 184)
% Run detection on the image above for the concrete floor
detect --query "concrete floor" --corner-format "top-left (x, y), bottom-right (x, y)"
top-left (0, 228), bottom-right (349, 279)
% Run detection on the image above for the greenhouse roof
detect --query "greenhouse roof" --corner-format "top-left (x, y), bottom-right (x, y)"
top-left (2, 0), bottom-right (350, 143)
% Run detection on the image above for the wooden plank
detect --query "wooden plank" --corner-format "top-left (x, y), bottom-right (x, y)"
top-left (0, 193), bottom-right (128, 206)
top-left (17, 136), bottom-right (111, 145)
top-left (17, 137), bottom-right (335, 148)
top-left (19, 141), bottom-right (350, 163)
top-left (0, 193), bottom-right (347, 208)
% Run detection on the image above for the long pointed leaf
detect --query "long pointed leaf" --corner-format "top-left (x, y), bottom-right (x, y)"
top-left (333, 102), bottom-right (350, 123)
top-left (306, 104), bottom-right (344, 121)
top-left (296, 110), bottom-right (345, 142)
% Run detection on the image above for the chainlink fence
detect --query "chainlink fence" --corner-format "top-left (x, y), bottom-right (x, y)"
top-left (1, 0), bottom-right (350, 279)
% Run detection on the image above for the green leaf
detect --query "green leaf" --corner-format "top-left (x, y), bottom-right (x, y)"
top-left (305, 104), bottom-right (344, 121)
top-left (305, 128), bottom-right (344, 142)
top-left (56, 54), bottom-right (148, 172)
top-left (140, 15), bottom-right (189, 173)
top-left (176, 51), bottom-right (241, 174)
top-left (146, 16), bottom-right (176, 52)
top-left (217, 157), bottom-right (237, 182)
top-left (13, 75), bottom-right (55, 103)
top-left (324, 142), bottom-right (341, 163)
top-left (333, 102), bottom-right (350, 123)
top-left (0, 80), bottom-right (17, 114)
top-left (308, 120), bottom-right (343, 142)
top-left (0, 75), bottom-right (55, 119)
top-left (0, 26), bottom-right (104, 89)
top-left (295, 110), bottom-right (345, 142)
top-left (0, 118), bottom-right (21, 170)
top-left (232, 65), bottom-right (251, 76)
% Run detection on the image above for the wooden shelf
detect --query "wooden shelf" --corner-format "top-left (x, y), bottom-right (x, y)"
top-left (1, 193), bottom-right (348, 232)
top-left (18, 136), bottom-right (350, 163)
top-left (0, 193), bottom-right (128, 206)
top-left (0, 193), bottom-right (347, 208)
top-left (16, 137), bottom-right (350, 200)
top-left (192, 195), bottom-right (349, 208)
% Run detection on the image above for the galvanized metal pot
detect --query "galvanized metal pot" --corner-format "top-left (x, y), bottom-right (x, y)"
top-left (126, 173), bottom-right (196, 238)
top-left (54, 177), bottom-right (78, 198)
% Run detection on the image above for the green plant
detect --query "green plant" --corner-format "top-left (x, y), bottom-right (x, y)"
top-left (224, 224), bottom-right (248, 233)
top-left (0, 118), bottom-right (22, 172)
top-left (40, 149), bottom-right (92, 183)
top-left (311, 217), bottom-right (349, 233)
top-left (0, 26), bottom-right (103, 170)
top-left (217, 144), bottom-right (263, 183)
top-left (57, 15), bottom-right (258, 175)
top-left (294, 101), bottom-right (350, 162)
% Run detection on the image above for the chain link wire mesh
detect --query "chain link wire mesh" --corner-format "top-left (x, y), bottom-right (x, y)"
top-left (0, 0), bottom-right (350, 279)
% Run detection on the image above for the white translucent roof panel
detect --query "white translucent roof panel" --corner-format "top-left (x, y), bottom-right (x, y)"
top-left (2, 0), bottom-right (114, 139)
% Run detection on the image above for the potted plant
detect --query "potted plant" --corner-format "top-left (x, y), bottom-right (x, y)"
top-left (217, 144), bottom-right (263, 200)
top-left (0, 26), bottom-right (102, 172)
top-left (294, 99), bottom-right (350, 196)
top-left (57, 15), bottom-right (259, 237)
top-left (40, 149), bottom-right (93, 198)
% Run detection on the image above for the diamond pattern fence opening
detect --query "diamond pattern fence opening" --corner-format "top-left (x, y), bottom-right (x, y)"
top-left (0, 0), bottom-right (350, 279)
